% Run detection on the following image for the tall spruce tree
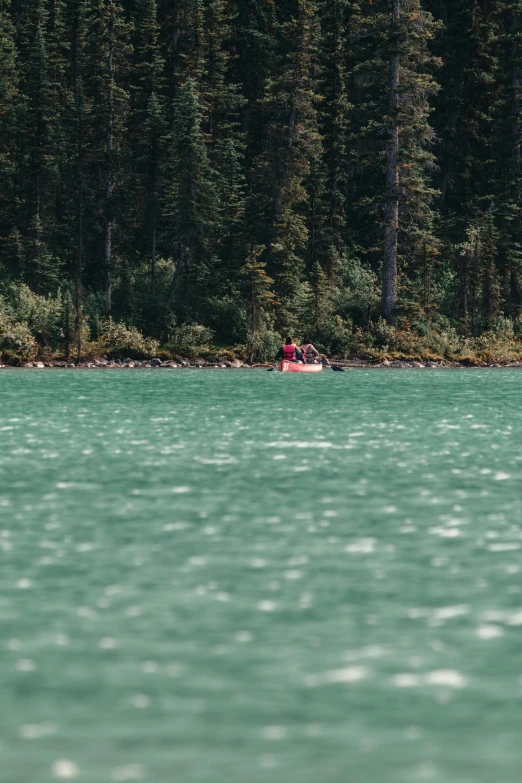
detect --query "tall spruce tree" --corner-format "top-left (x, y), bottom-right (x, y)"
top-left (318, 0), bottom-right (355, 260)
top-left (165, 77), bottom-right (218, 318)
top-left (18, 0), bottom-right (63, 292)
top-left (131, 0), bottom-right (165, 298)
top-left (69, 0), bottom-right (90, 360)
top-left (381, 0), bottom-right (439, 324)
top-left (85, 0), bottom-right (132, 315)
top-left (250, 0), bottom-right (323, 332)
top-left (0, 0), bottom-right (18, 264)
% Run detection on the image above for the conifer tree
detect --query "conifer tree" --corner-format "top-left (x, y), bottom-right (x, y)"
top-left (319, 0), bottom-right (355, 258)
top-left (69, 0), bottom-right (90, 361)
top-left (250, 0), bottom-right (322, 332)
top-left (381, 0), bottom-right (439, 323)
top-left (131, 0), bottom-right (165, 297)
top-left (19, 0), bottom-right (61, 292)
top-left (0, 0), bottom-right (18, 255)
top-left (495, 0), bottom-right (522, 322)
top-left (85, 0), bottom-right (132, 315)
top-left (240, 243), bottom-right (277, 363)
top-left (202, 0), bottom-right (244, 153)
top-left (165, 78), bottom-right (218, 317)
top-left (219, 137), bottom-right (245, 231)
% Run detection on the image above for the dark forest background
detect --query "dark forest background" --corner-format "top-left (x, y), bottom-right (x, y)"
top-left (2, 0), bottom-right (522, 363)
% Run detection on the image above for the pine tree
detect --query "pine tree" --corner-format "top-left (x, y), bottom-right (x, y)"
top-left (429, 0), bottom-right (516, 329)
top-left (240, 243), bottom-right (277, 363)
top-left (494, 0), bottom-right (522, 322)
top-left (219, 137), bottom-right (245, 231)
top-left (19, 0), bottom-right (61, 292)
top-left (165, 78), bottom-right (218, 318)
top-left (235, 0), bottom-right (278, 165)
top-left (319, 0), bottom-right (355, 259)
top-left (202, 0), bottom-right (244, 154)
top-left (85, 0), bottom-right (132, 315)
top-left (69, 0), bottom-right (90, 361)
top-left (380, 0), bottom-right (440, 324)
top-left (0, 0), bottom-right (18, 257)
top-left (250, 0), bottom-right (323, 332)
top-left (131, 0), bottom-right (165, 297)
top-left (457, 206), bottom-right (500, 334)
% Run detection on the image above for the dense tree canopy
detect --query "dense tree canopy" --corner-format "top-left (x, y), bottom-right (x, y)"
top-left (1, 0), bottom-right (522, 362)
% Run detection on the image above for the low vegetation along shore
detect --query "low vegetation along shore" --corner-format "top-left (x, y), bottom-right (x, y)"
top-left (5, 357), bottom-right (522, 370)
top-left (3, 310), bottom-right (522, 369)
top-left (3, 304), bottom-right (522, 369)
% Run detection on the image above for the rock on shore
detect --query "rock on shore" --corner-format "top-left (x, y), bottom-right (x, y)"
top-left (3, 357), bottom-right (522, 370)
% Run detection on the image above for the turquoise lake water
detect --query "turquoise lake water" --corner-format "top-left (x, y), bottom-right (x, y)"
top-left (1, 368), bottom-right (521, 783)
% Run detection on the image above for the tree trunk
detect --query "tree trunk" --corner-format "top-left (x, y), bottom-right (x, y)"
top-left (64, 296), bottom-right (70, 359)
top-left (150, 130), bottom-right (158, 295)
top-left (104, 0), bottom-right (114, 316)
top-left (512, 6), bottom-right (521, 187)
top-left (509, 5), bottom-right (522, 322)
top-left (382, 0), bottom-right (400, 325)
top-left (75, 274), bottom-right (83, 363)
top-left (249, 271), bottom-right (256, 365)
top-left (75, 111), bottom-right (84, 364)
top-left (171, 0), bottom-right (180, 103)
top-left (471, 236), bottom-right (479, 337)
top-left (423, 240), bottom-right (431, 318)
top-left (462, 250), bottom-right (469, 323)
top-left (151, 211), bottom-right (157, 295)
top-left (72, 10), bottom-right (84, 364)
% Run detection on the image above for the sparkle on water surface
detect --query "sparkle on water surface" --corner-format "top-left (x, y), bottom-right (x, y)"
top-left (1, 368), bottom-right (522, 783)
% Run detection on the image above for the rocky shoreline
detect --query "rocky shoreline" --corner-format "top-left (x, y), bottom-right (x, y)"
top-left (3, 357), bottom-right (522, 370)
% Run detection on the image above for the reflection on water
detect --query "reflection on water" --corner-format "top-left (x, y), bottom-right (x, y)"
top-left (0, 368), bottom-right (521, 782)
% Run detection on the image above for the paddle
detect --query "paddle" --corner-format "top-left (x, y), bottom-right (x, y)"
top-left (331, 364), bottom-right (345, 372)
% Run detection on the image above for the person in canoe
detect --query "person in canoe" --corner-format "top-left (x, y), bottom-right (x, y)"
top-left (276, 336), bottom-right (305, 363)
top-left (299, 338), bottom-right (321, 364)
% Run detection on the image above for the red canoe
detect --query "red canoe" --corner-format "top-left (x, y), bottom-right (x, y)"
top-left (277, 360), bottom-right (323, 373)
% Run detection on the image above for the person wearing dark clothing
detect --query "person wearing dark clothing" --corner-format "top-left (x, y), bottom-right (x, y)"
top-left (276, 336), bottom-right (304, 362)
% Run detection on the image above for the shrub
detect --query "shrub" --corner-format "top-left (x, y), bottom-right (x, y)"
top-left (0, 310), bottom-right (38, 362)
top-left (246, 328), bottom-right (282, 362)
top-left (424, 327), bottom-right (461, 358)
top-left (334, 326), bottom-right (374, 358)
top-left (317, 315), bottom-right (357, 357)
top-left (5, 283), bottom-right (64, 350)
top-left (371, 317), bottom-right (396, 350)
top-left (334, 256), bottom-right (380, 326)
top-left (99, 318), bottom-right (160, 358)
top-left (166, 323), bottom-right (214, 358)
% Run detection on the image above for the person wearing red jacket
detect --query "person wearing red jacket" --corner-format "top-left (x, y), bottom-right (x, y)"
top-left (275, 336), bottom-right (304, 363)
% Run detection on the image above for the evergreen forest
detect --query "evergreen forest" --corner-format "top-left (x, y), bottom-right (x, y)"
top-left (2, 0), bottom-right (522, 364)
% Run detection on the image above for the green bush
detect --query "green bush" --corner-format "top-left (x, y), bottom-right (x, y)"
top-left (315, 315), bottom-right (357, 357)
top-left (167, 323), bottom-right (215, 358)
top-left (99, 318), bottom-right (160, 358)
top-left (424, 327), bottom-right (460, 358)
top-left (334, 256), bottom-right (379, 326)
top-left (371, 317), bottom-right (396, 350)
top-left (332, 325), bottom-right (373, 358)
top-left (5, 283), bottom-right (64, 350)
top-left (246, 328), bottom-right (282, 362)
top-left (0, 308), bottom-right (38, 362)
